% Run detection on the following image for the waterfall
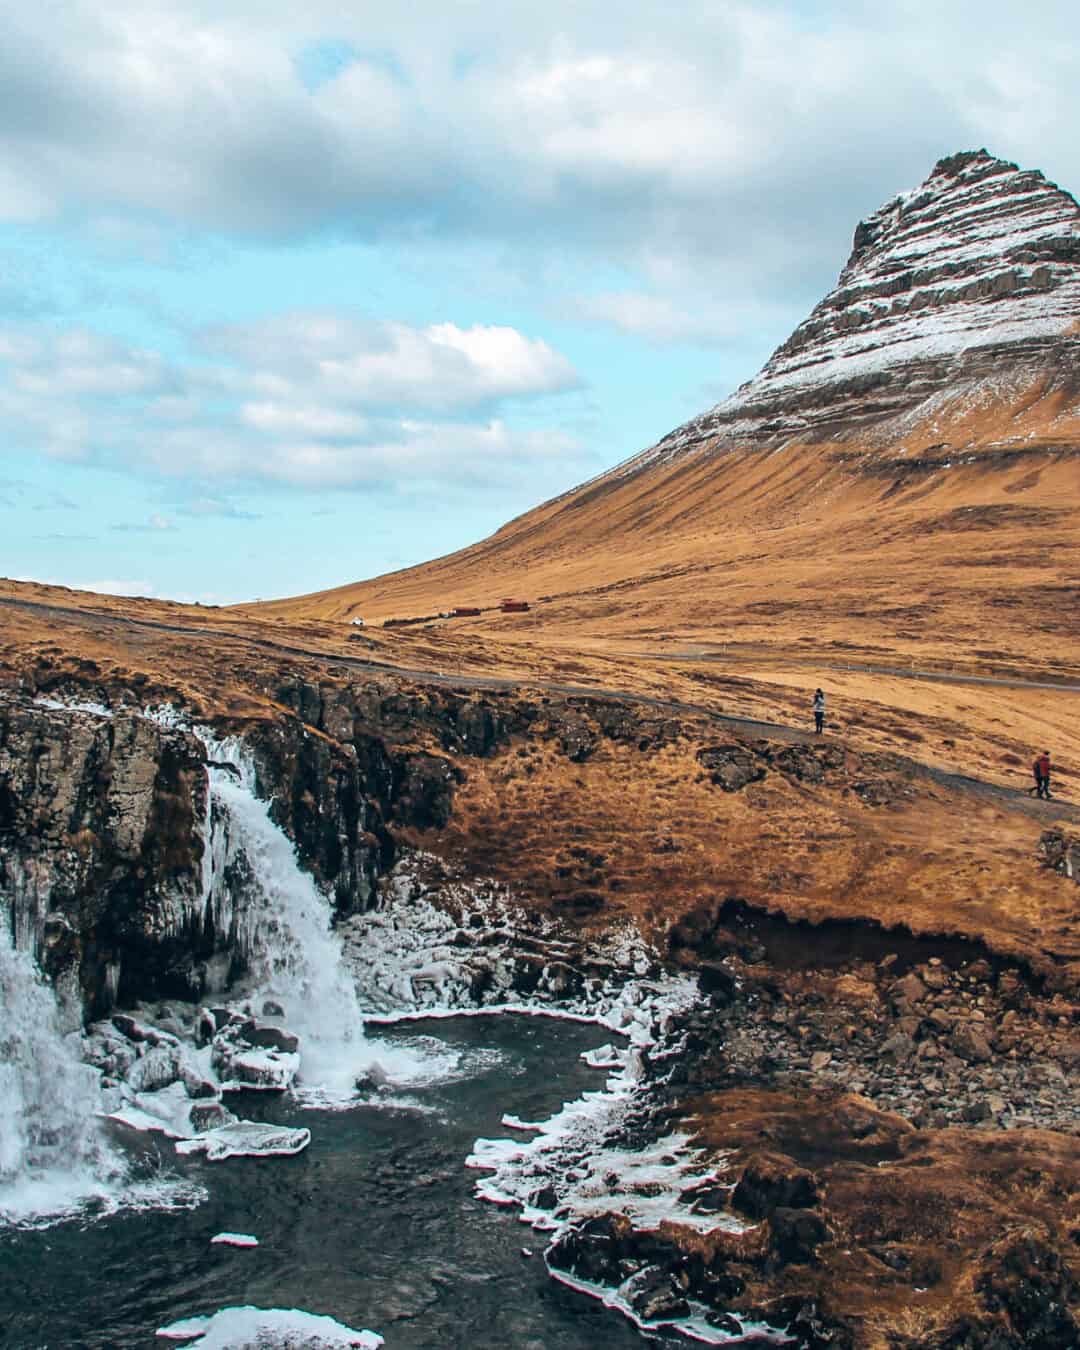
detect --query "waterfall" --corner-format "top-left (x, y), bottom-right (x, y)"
top-left (199, 735), bottom-right (457, 1101)
top-left (0, 918), bottom-right (122, 1226)
top-left (200, 737), bottom-right (369, 1102)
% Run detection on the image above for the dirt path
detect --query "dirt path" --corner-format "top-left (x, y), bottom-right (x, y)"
top-left (4, 594), bottom-right (1077, 825)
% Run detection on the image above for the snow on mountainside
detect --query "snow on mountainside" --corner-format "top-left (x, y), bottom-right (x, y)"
top-left (634, 150), bottom-right (1080, 468)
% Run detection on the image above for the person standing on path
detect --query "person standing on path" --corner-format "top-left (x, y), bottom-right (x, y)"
top-left (813, 688), bottom-right (826, 735)
top-left (1033, 750), bottom-right (1053, 799)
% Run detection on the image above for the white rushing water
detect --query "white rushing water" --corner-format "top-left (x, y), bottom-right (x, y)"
top-left (0, 916), bottom-right (123, 1226)
top-left (199, 735), bottom-right (450, 1104)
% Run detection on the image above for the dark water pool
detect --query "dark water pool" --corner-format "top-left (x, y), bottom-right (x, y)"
top-left (1, 1015), bottom-right (678, 1350)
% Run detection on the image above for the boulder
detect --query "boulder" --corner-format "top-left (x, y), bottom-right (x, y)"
top-left (126, 1043), bottom-right (184, 1093)
top-left (355, 1062), bottom-right (390, 1093)
top-left (211, 1034), bottom-right (300, 1092)
top-left (771, 744), bottom-right (828, 784)
top-left (890, 973), bottom-right (928, 1007)
top-left (547, 1214), bottom-right (624, 1285)
top-left (696, 744), bottom-right (766, 792)
top-left (950, 1025), bottom-right (993, 1064)
top-left (732, 1152), bottom-right (818, 1219)
top-left (181, 1065), bottom-right (219, 1099)
top-left (237, 1019), bottom-right (300, 1054)
top-left (622, 1266), bottom-right (690, 1323)
top-left (194, 1008), bottom-right (217, 1047)
top-left (1039, 829), bottom-right (1080, 883)
top-left (112, 1014), bottom-right (153, 1043)
top-left (769, 1207), bottom-right (830, 1264)
top-left (880, 1031), bottom-right (916, 1065)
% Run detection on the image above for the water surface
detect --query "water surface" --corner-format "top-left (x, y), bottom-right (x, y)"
top-left (1, 1015), bottom-right (666, 1349)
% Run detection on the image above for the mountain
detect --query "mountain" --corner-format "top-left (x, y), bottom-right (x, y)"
top-left (643, 149), bottom-right (1080, 465)
top-left (253, 151), bottom-right (1080, 675)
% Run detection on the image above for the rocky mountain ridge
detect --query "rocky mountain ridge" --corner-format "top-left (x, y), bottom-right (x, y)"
top-left (633, 149), bottom-right (1080, 467)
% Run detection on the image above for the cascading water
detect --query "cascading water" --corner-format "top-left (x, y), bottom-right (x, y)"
top-left (199, 736), bottom-right (437, 1103)
top-left (0, 917), bottom-right (122, 1226)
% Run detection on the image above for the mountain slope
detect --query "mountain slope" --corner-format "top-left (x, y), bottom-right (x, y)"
top-left (251, 151), bottom-right (1080, 674)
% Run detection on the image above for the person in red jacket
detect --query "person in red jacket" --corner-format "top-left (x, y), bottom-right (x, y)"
top-left (1033, 751), bottom-right (1052, 800)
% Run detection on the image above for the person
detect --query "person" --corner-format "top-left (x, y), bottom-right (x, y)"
top-left (813, 688), bottom-right (826, 735)
top-left (1033, 750), bottom-right (1052, 800)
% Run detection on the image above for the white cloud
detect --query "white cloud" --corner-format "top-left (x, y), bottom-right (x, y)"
top-left (1, 0), bottom-right (1077, 291)
top-left (82, 578), bottom-right (156, 597)
top-left (567, 292), bottom-right (739, 345)
top-left (239, 402), bottom-right (370, 438)
top-left (0, 314), bottom-right (589, 491)
top-left (129, 416), bottom-right (585, 489)
top-left (206, 314), bottom-right (580, 411)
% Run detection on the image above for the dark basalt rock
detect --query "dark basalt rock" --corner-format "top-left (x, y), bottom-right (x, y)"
top-left (697, 743), bottom-right (766, 792)
top-left (732, 1152), bottom-right (819, 1219)
top-left (768, 1207), bottom-right (830, 1265)
top-left (622, 1264), bottom-right (690, 1322)
top-left (548, 1214), bottom-right (624, 1284)
top-left (0, 698), bottom-right (209, 1018)
top-left (189, 1100), bottom-right (233, 1132)
top-left (242, 715), bottom-right (393, 916)
top-left (389, 751), bottom-right (462, 830)
top-left (976, 1232), bottom-right (1080, 1348)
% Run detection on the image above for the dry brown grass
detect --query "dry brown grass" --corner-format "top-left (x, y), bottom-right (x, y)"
top-left (395, 727), bottom-right (1080, 975)
top-left (685, 1087), bottom-right (1080, 1349)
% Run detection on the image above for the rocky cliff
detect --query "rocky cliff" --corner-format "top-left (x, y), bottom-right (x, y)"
top-left (0, 690), bottom-right (398, 1019)
top-left (0, 700), bottom-right (207, 1021)
top-left (0, 673), bottom-right (544, 1020)
top-left (637, 149), bottom-right (1080, 466)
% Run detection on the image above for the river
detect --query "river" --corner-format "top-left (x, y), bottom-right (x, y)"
top-left (0, 1013), bottom-right (676, 1349)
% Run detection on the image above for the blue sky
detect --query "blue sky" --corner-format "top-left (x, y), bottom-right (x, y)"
top-left (3, 0), bottom-right (1079, 602)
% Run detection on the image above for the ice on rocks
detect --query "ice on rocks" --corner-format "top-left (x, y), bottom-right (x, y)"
top-left (33, 696), bottom-right (114, 719)
top-left (108, 1082), bottom-right (197, 1140)
top-left (546, 1264), bottom-right (794, 1346)
top-left (582, 1044), bottom-right (627, 1070)
top-left (176, 1121), bottom-right (311, 1162)
top-left (210, 1231), bottom-right (259, 1247)
top-left (126, 1043), bottom-right (187, 1094)
top-left (213, 1044), bottom-right (301, 1093)
top-left (155, 1306), bottom-right (382, 1348)
top-left (343, 855), bottom-right (690, 1037)
top-left (500, 1114), bottom-right (544, 1132)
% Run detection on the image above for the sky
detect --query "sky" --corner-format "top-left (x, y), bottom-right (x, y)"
top-left (3, 1), bottom-right (1079, 603)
